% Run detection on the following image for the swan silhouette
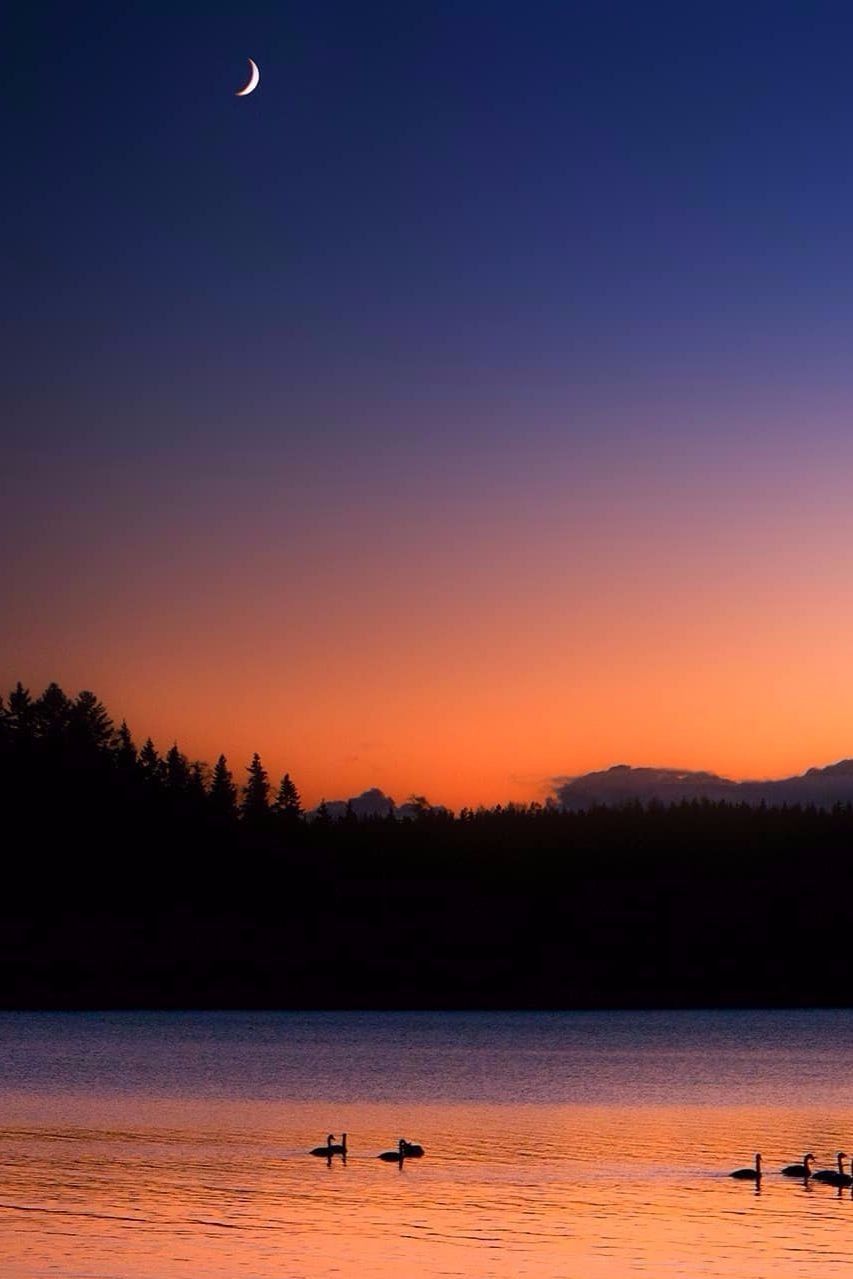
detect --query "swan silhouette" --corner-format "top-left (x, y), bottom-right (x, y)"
top-left (730, 1153), bottom-right (761, 1181)
top-left (812, 1152), bottom-right (851, 1186)
top-left (401, 1139), bottom-right (424, 1157)
top-left (310, 1134), bottom-right (345, 1157)
top-left (378, 1139), bottom-right (405, 1163)
top-left (781, 1153), bottom-right (815, 1178)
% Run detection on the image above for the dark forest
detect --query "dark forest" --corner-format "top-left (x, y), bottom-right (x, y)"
top-left (2, 682), bottom-right (851, 1010)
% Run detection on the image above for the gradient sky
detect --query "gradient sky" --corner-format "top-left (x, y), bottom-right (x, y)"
top-left (5, 1), bottom-right (853, 808)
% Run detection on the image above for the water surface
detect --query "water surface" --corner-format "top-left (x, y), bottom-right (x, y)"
top-left (1, 1011), bottom-right (851, 1277)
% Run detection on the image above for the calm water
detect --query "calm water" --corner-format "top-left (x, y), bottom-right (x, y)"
top-left (1, 1011), bottom-right (852, 1278)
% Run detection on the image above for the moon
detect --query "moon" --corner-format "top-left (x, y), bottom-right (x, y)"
top-left (235, 58), bottom-right (260, 97)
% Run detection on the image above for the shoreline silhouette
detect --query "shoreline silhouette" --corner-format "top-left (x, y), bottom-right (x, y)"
top-left (2, 680), bottom-right (852, 1011)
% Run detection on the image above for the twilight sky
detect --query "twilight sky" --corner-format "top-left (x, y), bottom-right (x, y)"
top-left (5, 1), bottom-right (853, 808)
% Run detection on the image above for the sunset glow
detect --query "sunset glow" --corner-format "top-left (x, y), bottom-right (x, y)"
top-left (6, 416), bottom-right (853, 807)
top-left (6, 4), bottom-right (853, 807)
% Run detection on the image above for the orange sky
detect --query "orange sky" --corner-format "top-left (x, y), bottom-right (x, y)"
top-left (6, 421), bottom-right (853, 810)
top-left (7, 0), bottom-right (853, 813)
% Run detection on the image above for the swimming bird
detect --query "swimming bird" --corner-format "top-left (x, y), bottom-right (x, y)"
top-left (328, 1133), bottom-right (347, 1156)
top-left (378, 1139), bottom-right (405, 1163)
top-left (812, 1152), bottom-right (851, 1186)
top-left (781, 1153), bottom-right (815, 1178)
top-left (310, 1134), bottom-right (338, 1156)
top-left (401, 1140), bottom-right (424, 1157)
top-left (730, 1153), bottom-right (761, 1181)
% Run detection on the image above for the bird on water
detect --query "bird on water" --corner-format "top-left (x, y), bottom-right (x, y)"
top-left (781, 1153), bottom-right (815, 1178)
top-left (729, 1154), bottom-right (761, 1181)
top-left (378, 1139), bottom-right (406, 1163)
top-left (401, 1139), bottom-right (424, 1157)
top-left (310, 1134), bottom-right (347, 1157)
top-left (812, 1152), bottom-right (851, 1186)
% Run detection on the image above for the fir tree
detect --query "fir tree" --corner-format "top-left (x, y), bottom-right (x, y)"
top-left (185, 760), bottom-right (209, 815)
top-left (273, 772), bottom-right (302, 818)
top-left (209, 754), bottom-right (238, 819)
top-left (241, 752), bottom-right (270, 820)
top-left (34, 683), bottom-right (72, 739)
top-left (165, 743), bottom-right (190, 791)
top-left (138, 738), bottom-right (164, 785)
top-left (116, 721), bottom-right (137, 770)
top-left (8, 683), bottom-right (34, 740)
top-left (188, 760), bottom-right (208, 799)
top-left (70, 690), bottom-right (114, 751)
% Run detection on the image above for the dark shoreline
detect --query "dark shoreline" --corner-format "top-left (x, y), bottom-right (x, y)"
top-left (5, 797), bottom-right (853, 1011)
top-left (3, 683), bottom-right (852, 1012)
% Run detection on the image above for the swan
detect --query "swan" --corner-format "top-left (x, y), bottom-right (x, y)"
top-left (812, 1152), bottom-right (852, 1186)
top-left (328, 1133), bottom-right (347, 1156)
top-left (401, 1139), bottom-right (424, 1157)
top-left (730, 1153), bottom-right (761, 1181)
top-left (781, 1153), bottom-right (815, 1178)
top-left (378, 1139), bottom-right (405, 1163)
top-left (310, 1134), bottom-right (341, 1157)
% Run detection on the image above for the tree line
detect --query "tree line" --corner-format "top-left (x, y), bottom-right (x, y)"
top-left (1, 681), bottom-right (852, 1010)
top-left (0, 681), bottom-right (303, 824)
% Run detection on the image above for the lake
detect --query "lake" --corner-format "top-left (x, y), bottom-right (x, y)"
top-left (0, 1010), bottom-right (851, 1277)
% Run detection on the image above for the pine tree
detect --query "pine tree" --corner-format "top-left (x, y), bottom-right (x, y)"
top-left (165, 743), bottom-right (190, 791)
top-left (116, 721), bottom-right (137, 770)
top-left (241, 752), bottom-right (270, 820)
top-left (315, 799), bottom-right (331, 826)
top-left (34, 683), bottom-right (72, 739)
top-left (273, 772), bottom-right (302, 818)
top-left (7, 683), bottom-right (34, 740)
top-left (185, 761), bottom-right (209, 815)
top-left (188, 760), bottom-right (208, 798)
top-left (139, 738), bottom-right (164, 785)
top-left (70, 690), bottom-right (114, 751)
top-left (209, 754), bottom-right (238, 819)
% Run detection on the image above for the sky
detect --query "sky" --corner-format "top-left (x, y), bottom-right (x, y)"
top-left (5, 1), bottom-right (853, 808)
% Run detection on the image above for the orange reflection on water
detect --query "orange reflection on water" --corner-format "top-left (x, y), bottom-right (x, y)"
top-left (0, 1097), bottom-right (851, 1278)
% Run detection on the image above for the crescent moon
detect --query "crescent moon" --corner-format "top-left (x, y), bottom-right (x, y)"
top-left (235, 58), bottom-right (260, 97)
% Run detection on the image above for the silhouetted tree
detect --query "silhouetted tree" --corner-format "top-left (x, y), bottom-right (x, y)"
top-left (209, 754), bottom-right (238, 819)
top-left (188, 760), bottom-right (208, 798)
top-left (182, 760), bottom-right (209, 817)
top-left (165, 743), bottom-right (190, 791)
top-left (241, 753), bottom-right (270, 820)
top-left (5, 676), bottom-right (853, 1012)
top-left (69, 690), bottom-right (113, 752)
top-left (7, 682), bottom-right (34, 741)
top-left (116, 721), bottom-right (137, 770)
top-left (273, 772), bottom-right (302, 818)
top-left (34, 683), bottom-right (72, 740)
top-left (406, 794), bottom-right (432, 819)
top-left (138, 738), bottom-right (164, 786)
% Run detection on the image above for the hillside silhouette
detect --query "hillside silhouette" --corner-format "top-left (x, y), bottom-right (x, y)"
top-left (2, 681), bottom-right (852, 1009)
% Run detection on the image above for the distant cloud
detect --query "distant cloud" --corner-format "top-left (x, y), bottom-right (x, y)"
top-left (308, 787), bottom-right (449, 821)
top-left (551, 760), bottom-right (853, 810)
